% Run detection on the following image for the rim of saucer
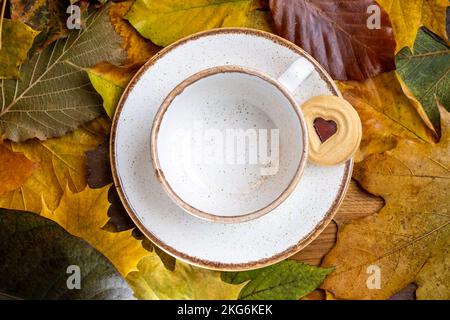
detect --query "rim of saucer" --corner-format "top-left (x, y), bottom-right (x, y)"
top-left (110, 27), bottom-right (353, 271)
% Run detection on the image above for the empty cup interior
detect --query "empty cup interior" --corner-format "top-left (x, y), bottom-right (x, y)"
top-left (154, 69), bottom-right (305, 220)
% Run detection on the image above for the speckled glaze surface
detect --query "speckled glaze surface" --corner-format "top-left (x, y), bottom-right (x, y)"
top-left (111, 28), bottom-right (353, 270)
top-left (151, 66), bottom-right (309, 223)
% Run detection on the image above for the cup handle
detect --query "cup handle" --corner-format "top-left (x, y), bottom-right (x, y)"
top-left (278, 57), bottom-right (315, 93)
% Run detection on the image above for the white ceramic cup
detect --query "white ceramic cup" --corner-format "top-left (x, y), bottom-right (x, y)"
top-left (151, 59), bottom-right (315, 223)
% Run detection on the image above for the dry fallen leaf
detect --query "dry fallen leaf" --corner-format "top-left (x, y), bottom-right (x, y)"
top-left (376, 0), bottom-right (449, 52)
top-left (84, 140), bottom-right (176, 270)
top-left (322, 105), bottom-right (450, 300)
top-left (87, 62), bottom-right (139, 118)
top-left (337, 72), bottom-right (437, 161)
top-left (244, 3), bottom-right (275, 33)
top-left (0, 5), bottom-right (125, 142)
top-left (269, 0), bottom-right (396, 80)
top-left (108, 0), bottom-right (160, 65)
top-left (40, 184), bottom-right (243, 299)
top-left (126, 0), bottom-right (262, 47)
top-left (0, 143), bottom-right (36, 196)
top-left (87, 0), bottom-right (161, 118)
top-left (0, 117), bottom-right (109, 213)
top-left (85, 139), bottom-right (134, 231)
top-left (41, 184), bottom-right (150, 277)
top-left (10, 0), bottom-right (70, 51)
top-left (0, 19), bottom-right (39, 79)
top-left (127, 255), bottom-right (243, 300)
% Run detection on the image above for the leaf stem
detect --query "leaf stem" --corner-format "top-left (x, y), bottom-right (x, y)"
top-left (0, 0), bottom-right (6, 50)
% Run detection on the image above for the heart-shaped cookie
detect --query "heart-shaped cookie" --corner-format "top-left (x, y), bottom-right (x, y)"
top-left (301, 96), bottom-right (362, 166)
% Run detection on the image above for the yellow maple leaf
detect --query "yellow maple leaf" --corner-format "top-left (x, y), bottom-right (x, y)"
top-left (322, 105), bottom-right (450, 299)
top-left (337, 72), bottom-right (437, 161)
top-left (127, 255), bottom-right (243, 300)
top-left (377, 0), bottom-right (449, 52)
top-left (0, 117), bottom-right (110, 213)
top-left (41, 185), bottom-right (150, 277)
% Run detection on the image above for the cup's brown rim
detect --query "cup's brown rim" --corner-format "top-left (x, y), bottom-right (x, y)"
top-left (110, 27), bottom-right (353, 271)
top-left (150, 65), bottom-right (309, 224)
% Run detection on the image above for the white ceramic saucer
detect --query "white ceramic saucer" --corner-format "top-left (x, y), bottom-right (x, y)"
top-left (111, 28), bottom-right (352, 271)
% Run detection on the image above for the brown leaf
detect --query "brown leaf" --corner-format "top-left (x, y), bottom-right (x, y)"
top-left (85, 140), bottom-right (134, 232)
top-left (447, 6), bottom-right (449, 38)
top-left (0, 143), bottom-right (36, 196)
top-left (10, 0), bottom-right (69, 50)
top-left (85, 141), bottom-right (177, 270)
top-left (269, 0), bottom-right (396, 80)
top-left (86, 140), bottom-right (112, 189)
top-left (389, 284), bottom-right (417, 300)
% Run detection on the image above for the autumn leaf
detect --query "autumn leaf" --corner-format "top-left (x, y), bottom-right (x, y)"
top-left (85, 139), bottom-right (134, 231)
top-left (40, 184), bottom-right (243, 299)
top-left (447, 7), bottom-right (450, 37)
top-left (337, 72), bottom-right (437, 161)
top-left (109, 0), bottom-right (160, 65)
top-left (0, 19), bottom-right (39, 79)
top-left (87, 0), bottom-right (161, 118)
top-left (269, 0), bottom-right (396, 80)
top-left (133, 229), bottom-right (176, 272)
top-left (89, 0), bottom-right (272, 117)
top-left (396, 28), bottom-right (450, 136)
top-left (127, 256), bottom-right (243, 300)
top-left (222, 261), bottom-right (332, 300)
top-left (0, 143), bottom-right (36, 196)
top-left (244, 4), bottom-right (274, 33)
top-left (0, 117), bottom-right (109, 213)
top-left (0, 208), bottom-right (133, 300)
top-left (41, 184), bottom-right (150, 277)
top-left (126, 0), bottom-right (261, 47)
top-left (0, 5), bottom-right (125, 142)
top-left (10, 0), bottom-right (70, 51)
top-left (376, 0), bottom-right (449, 52)
top-left (322, 105), bottom-right (450, 300)
top-left (87, 62), bottom-right (138, 118)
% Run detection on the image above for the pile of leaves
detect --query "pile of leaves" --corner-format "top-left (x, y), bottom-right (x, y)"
top-left (0, 0), bottom-right (448, 300)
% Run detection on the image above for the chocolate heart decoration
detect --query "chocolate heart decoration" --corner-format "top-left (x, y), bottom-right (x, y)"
top-left (313, 117), bottom-right (337, 143)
